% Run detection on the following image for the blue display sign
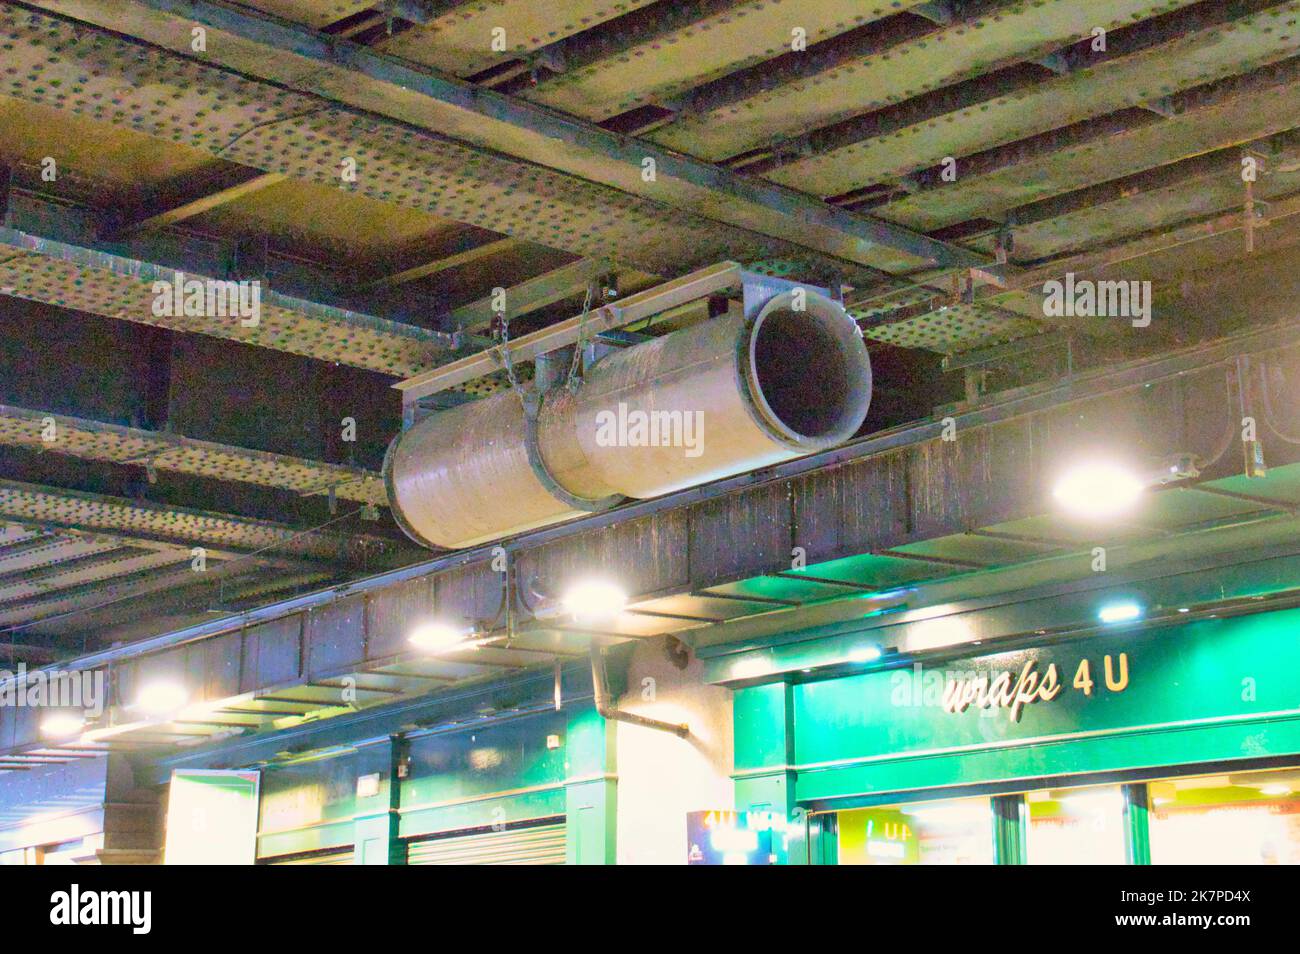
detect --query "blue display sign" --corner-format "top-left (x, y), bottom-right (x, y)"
top-left (686, 810), bottom-right (779, 865)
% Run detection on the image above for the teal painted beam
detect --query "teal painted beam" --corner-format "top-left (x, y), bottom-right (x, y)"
top-left (1123, 782), bottom-right (1153, 866)
top-left (703, 537), bottom-right (1300, 686)
top-left (992, 794), bottom-right (1028, 865)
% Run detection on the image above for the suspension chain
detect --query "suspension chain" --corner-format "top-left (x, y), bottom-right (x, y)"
top-left (566, 280), bottom-right (597, 394)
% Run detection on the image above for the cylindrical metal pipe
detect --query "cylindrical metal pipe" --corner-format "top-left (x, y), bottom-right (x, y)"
top-left (386, 289), bottom-right (872, 549)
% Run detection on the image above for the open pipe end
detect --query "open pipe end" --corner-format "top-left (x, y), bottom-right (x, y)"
top-left (743, 289), bottom-right (873, 451)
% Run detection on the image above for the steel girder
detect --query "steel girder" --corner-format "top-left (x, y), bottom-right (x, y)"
top-left (0, 191), bottom-right (454, 377)
top-left (7, 1), bottom-right (978, 278)
top-left (877, 54), bottom-right (1300, 231)
top-left (0, 404), bottom-right (387, 506)
top-left (760, 0), bottom-right (1300, 196)
top-left (378, 0), bottom-right (664, 79)
top-left (651, 0), bottom-right (1197, 162)
top-left (0, 479), bottom-right (369, 562)
top-left (510, 0), bottom-right (935, 121)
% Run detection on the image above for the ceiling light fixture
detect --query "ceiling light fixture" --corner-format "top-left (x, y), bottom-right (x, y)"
top-left (135, 682), bottom-right (188, 716)
top-left (409, 621), bottom-right (474, 652)
top-left (1053, 461), bottom-right (1145, 519)
top-left (1098, 601), bottom-right (1143, 624)
top-left (562, 579), bottom-right (627, 622)
top-left (40, 713), bottom-right (85, 738)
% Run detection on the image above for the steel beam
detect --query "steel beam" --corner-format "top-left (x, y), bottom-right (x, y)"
top-left (0, 479), bottom-right (369, 563)
top-left (396, 260), bottom-right (743, 401)
top-left (0, 189), bottom-right (453, 376)
top-left (99, 168), bottom-right (286, 240)
top-left (361, 237), bottom-right (519, 291)
top-left (652, 0), bottom-right (1191, 162)
top-left (11, 1), bottom-right (977, 275)
top-left (514, 0), bottom-right (929, 120)
top-left (758, 0), bottom-right (1300, 196)
top-left (0, 404), bottom-right (386, 506)
top-left (377, 0), bottom-right (660, 77)
top-left (447, 257), bottom-right (612, 333)
top-left (876, 53), bottom-right (1300, 231)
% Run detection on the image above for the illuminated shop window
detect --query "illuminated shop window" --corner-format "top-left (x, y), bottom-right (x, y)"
top-left (838, 797), bottom-right (994, 865)
top-left (1148, 768), bottom-right (1300, 865)
top-left (1027, 785), bottom-right (1125, 864)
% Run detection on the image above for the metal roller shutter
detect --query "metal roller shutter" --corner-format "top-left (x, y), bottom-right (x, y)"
top-left (264, 847), bottom-right (355, 865)
top-left (406, 821), bottom-right (566, 865)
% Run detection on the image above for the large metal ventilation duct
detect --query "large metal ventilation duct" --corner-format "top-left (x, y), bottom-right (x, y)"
top-left (385, 289), bottom-right (872, 549)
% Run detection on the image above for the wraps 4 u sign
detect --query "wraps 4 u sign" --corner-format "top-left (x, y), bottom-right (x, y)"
top-left (786, 606), bottom-right (1300, 797)
top-left (942, 653), bottom-right (1129, 723)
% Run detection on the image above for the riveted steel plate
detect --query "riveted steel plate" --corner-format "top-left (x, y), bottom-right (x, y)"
top-left (0, 405), bottom-right (387, 505)
top-left (252, 1), bottom-right (376, 29)
top-left (878, 57), bottom-right (1300, 232)
top-left (980, 163), bottom-right (1300, 261)
top-left (0, 8), bottom-right (843, 283)
top-left (378, 0), bottom-right (660, 78)
top-left (766, 2), bottom-right (1300, 197)
top-left (0, 559), bottom-right (222, 627)
top-left (0, 547), bottom-right (183, 607)
top-left (0, 532), bottom-right (119, 576)
top-left (858, 301), bottom-right (1041, 352)
top-left (654, 0), bottom-right (1195, 161)
top-left (0, 236), bottom-right (447, 377)
top-left (524, 0), bottom-right (922, 122)
top-left (0, 480), bottom-right (351, 561)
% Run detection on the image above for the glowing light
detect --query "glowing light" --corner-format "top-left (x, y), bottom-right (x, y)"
top-left (409, 621), bottom-right (471, 651)
top-left (1259, 783), bottom-right (1291, 797)
top-left (135, 682), bottom-right (188, 716)
top-left (562, 579), bottom-right (627, 622)
top-left (40, 713), bottom-right (84, 738)
top-left (1053, 461), bottom-right (1144, 519)
top-left (847, 644), bottom-right (882, 663)
top-left (1098, 601), bottom-right (1143, 624)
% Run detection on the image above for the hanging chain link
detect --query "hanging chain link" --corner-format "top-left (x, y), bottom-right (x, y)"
top-left (493, 311), bottom-right (528, 410)
top-left (565, 279), bottom-right (597, 394)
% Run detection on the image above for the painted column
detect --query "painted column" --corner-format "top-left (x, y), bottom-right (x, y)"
top-left (1122, 782), bottom-right (1152, 865)
top-left (353, 735), bottom-right (404, 865)
top-left (807, 813), bottom-right (839, 865)
top-left (992, 793), bottom-right (1028, 865)
top-left (564, 705), bottom-right (617, 865)
top-left (733, 681), bottom-right (799, 864)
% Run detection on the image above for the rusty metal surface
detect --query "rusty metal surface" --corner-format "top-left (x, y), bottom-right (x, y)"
top-left (653, 0), bottom-right (1196, 161)
top-left (877, 55), bottom-right (1300, 232)
top-left (0, 229), bottom-right (451, 377)
top-left (0, 404), bottom-right (387, 505)
top-left (0, 479), bottom-right (355, 561)
top-left (520, 0), bottom-right (923, 121)
top-left (379, 0), bottom-right (661, 78)
top-left (0, 6), bottom-right (874, 281)
top-left (764, 0), bottom-right (1300, 196)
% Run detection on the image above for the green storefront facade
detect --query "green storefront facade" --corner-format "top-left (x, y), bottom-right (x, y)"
top-left (252, 703), bottom-right (616, 865)
top-left (731, 604), bottom-right (1300, 864)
